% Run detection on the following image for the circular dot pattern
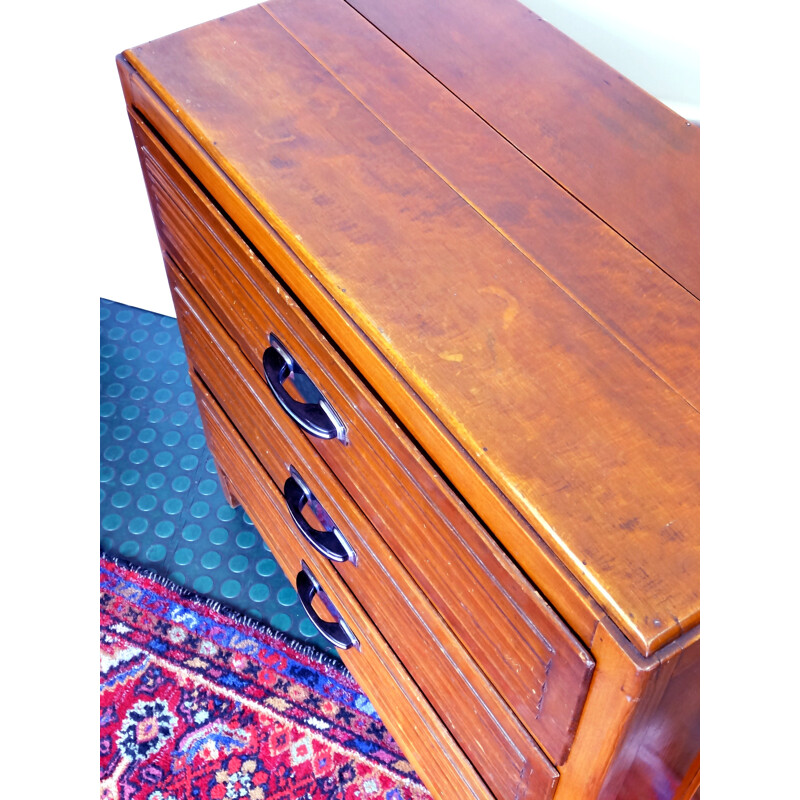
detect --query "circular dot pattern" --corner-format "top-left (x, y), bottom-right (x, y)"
top-left (146, 473), bottom-right (165, 490)
top-left (129, 517), bottom-right (148, 535)
top-left (228, 555), bottom-right (249, 573)
top-left (270, 613), bottom-right (292, 632)
top-left (120, 470), bottom-right (140, 487)
top-left (236, 531), bottom-right (257, 549)
top-left (256, 558), bottom-right (277, 577)
top-left (182, 524), bottom-right (202, 542)
top-left (180, 455), bottom-right (199, 471)
top-left (201, 551), bottom-right (222, 570)
top-left (249, 583), bottom-right (270, 602)
top-left (146, 544), bottom-right (167, 562)
top-left (209, 527), bottom-right (228, 546)
top-left (155, 521), bottom-right (175, 539)
top-left (221, 579), bottom-right (242, 599)
top-left (99, 299), bottom-right (338, 658)
top-left (278, 586), bottom-right (299, 607)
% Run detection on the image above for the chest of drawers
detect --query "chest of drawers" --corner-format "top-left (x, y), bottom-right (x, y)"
top-left (117, 2), bottom-right (699, 798)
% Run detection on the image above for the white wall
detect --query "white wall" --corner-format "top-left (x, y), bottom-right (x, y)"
top-left (91, 1), bottom-right (252, 318)
top-left (94, 0), bottom-right (699, 316)
top-left (518, 1), bottom-right (699, 122)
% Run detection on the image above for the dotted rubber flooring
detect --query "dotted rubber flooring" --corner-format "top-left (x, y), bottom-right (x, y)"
top-left (99, 297), bottom-right (339, 659)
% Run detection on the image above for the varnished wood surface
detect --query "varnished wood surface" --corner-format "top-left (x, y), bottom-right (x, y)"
top-left (119, 4), bottom-right (702, 795)
top-left (345, 0), bottom-right (700, 298)
top-left (124, 4), bottom-right (699, 655)
top-left (263, 0), bottom-right (699, 409)
top-left (167, 256), bottom-right (559, 799)
top-left (554, 620), bottom-right (699, 799)
top-left (119, 55), bottom-right (611, 659)
top-left (612, 637), bottom-right (699, 800)
top-left (130, 105), bottom-right (594, 764)
top-left (190, 367), bottom-right (496, 800)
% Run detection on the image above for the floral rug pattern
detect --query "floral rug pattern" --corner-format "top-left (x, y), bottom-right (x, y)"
top-left (100, 556), bottom-right (431, 799)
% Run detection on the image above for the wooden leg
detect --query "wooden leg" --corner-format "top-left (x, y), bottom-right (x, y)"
top-left (555, 620), bottom-right (699, 800)
top-left (216, 461), bottom-right (241, 508)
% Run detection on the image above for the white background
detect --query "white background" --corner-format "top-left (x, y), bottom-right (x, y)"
top-left (4, 2), bottom-right (797, 798)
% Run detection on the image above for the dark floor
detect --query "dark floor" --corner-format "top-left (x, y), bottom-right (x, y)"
top-left (99, 297), bottom-right (339, 659)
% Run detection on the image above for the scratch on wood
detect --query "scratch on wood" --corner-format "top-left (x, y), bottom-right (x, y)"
top-left (534, 658), bottom-right (552, 719)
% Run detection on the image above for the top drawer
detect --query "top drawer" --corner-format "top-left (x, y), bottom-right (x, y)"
top-left (130, 106), bottom-right (594, 764)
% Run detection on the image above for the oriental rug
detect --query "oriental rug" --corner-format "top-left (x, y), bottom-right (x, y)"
top-left (100, 556), bottom-right (432, 800)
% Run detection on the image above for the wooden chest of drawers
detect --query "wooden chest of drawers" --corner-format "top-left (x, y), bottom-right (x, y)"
top-left (118, 2), bottom-right (699, 798)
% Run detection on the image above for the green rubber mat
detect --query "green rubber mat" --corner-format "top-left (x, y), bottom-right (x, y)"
top-left (99, 297), bottom-right (339, 659)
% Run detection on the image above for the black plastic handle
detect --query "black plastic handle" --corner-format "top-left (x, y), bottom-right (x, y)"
top-left (296, 562), bottom-right (359, 650)
top-left (284, 468), bottom-right (357, 564)
top-left (262, 334), bottom-right (346, 441)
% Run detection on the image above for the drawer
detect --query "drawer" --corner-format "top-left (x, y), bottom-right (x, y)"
top-left (132, 109), bottom-right (593, 763)
top-left (167, 256), bottom-right (559, 800)
top-left (190, 369), bottom-right (493, 800)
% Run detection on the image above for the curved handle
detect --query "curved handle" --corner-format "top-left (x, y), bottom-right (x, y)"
top-left (284, 468), bottom-right (357, 564)
top-left (296, 562), bottom-right (359, 650)
top-left (262, 334), bottom-right (346, 441)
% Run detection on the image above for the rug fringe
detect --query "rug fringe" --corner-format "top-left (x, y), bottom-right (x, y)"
top-left (100, 550), bottom-right (352, 676)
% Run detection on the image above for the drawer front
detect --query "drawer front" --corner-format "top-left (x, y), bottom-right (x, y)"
top-left (132, 109), bottom-right (593, 763)
top-left (168, 257), bottom-right (559, 800)
top-left (190, 370), bottom-right (492, 800)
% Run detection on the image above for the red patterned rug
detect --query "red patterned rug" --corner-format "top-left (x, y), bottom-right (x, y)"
top-left (100, 556), bottom-right (432, 800)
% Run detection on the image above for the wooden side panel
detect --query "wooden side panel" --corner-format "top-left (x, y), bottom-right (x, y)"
top-left (123, 6), bottom-right (699, 655)
top-left (345, 0), bottom-right (700, 296)
top-left (263, 0), bottom-right (699, 409)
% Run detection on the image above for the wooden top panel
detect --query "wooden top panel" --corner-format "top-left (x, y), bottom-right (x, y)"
top-left (346, 0), bottom-right (700, 298)
top-left (123, 2), bottom-right (699, 654)
top-left (263, 0), bottom-right (698, 409)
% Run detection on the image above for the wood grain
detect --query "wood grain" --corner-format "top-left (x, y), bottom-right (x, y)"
top-left (345, 0), bottom-right (700, 297)
top-left (263, 0), bottom-right (699, 409)
top-left (124, 7), bottom-right (698, 655)
top-left (130, 104), bottom-right (594, 763)
top-left (167, 256), bottom-right (559, 798)
top-left (119, 55), bottom-right (609, 657)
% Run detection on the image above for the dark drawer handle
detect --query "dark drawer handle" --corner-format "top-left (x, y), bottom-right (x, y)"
top-left (262, 334), bottom-right (346, 442)
top-left (296, 561), bottom-right (359, 650)
top-left (284, 467), bottom-right (357, 564)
